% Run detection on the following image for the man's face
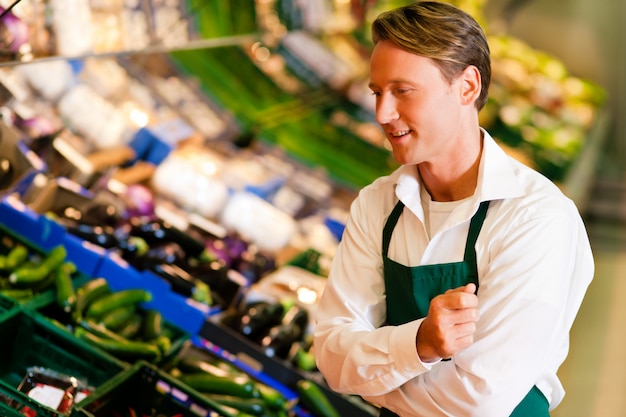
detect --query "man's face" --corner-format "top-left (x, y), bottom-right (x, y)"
top-left (369, 41), bottom-right (466, 167)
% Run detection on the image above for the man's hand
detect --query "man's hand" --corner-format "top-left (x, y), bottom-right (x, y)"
top-left (416, 283), bottom-right (480, 363)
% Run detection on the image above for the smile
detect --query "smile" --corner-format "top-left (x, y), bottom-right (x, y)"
top-left (391, 130), bottom-right (410, 137)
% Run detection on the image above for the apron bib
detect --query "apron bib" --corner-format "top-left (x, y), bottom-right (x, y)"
top-left (380, 201), bottom-right (548, 417)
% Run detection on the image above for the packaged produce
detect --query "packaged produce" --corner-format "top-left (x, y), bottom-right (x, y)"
top-left (17, 366), bottom-right (92, 413)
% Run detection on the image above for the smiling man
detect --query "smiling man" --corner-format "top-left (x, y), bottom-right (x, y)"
top-left (313, 2), bottom-right (594, 416)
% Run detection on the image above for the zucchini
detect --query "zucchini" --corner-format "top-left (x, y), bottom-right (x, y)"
top-left (141, 309), bottom-right (163, 341)
top-left (99, 304), bottom-right (137, 331)
top-left (116, 313), bottom-right (143, 340)
top-left (296, 380), bottom-right (341, 417)
top-left (55, 262), bottom-right (77, 313)
top-left (177, 356), bottom-right (240, 378)
top-left (0, 288), bottom-right (33, 300)
top-left (79, 320), bottom-right (129, 343)
top-left (0, 244), bottom-right (28, 271)
top-left (149, 335), bottom-right (172, 355)
top-left (74, 327), bottom-right (161, 362)
top-left (8, 245), bottom-right (66, 287)
top-left (256, 383), bottom-right (288, 410)
top-left (177, 373), bottom-right (260, 399)
top-left (85, 288), bottom-right (152, 319)
top-left (74, 277), bottom-right (111, 320)
top-left (203, 394), bottom-right (267, 416)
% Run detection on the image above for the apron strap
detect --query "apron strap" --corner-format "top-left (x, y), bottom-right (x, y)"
top-left (463, 200), bottom-right (490, 272)
top-left (382, 200), bottom-right (405, 258)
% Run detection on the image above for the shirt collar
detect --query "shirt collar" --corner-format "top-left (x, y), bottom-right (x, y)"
top-left (395, 129), bottom-right (526, 213)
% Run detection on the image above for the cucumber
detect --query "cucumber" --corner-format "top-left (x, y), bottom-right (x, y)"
top-left (0, 288), bottom-right (33, 300)
top-left (85, 288), bottom-right (152, 319)
top-left (116, 313), bottom-right (143, 340)
top-left (0, 244), bottom-right (28, 271)
top-left (99, 304), bottom-right (137, 331)
top-left (74, 327), bottom-right (161, 362)
top-left (177, 373), bottom-right (260, 399)
top-left (74, 277), bottom-right (111, 320)
top-left (203, 394), bottom-right (267, 416)
top-left (55, 262), bottom-right (77, 313)
top-left (256, 383), bottom-right (288, 410)
top-left (177, 357), bottom-right (240, 378)
top-left (8, 245), bottom-right (66, 287)
top-left (149, 335), bottom-right (172, 355)
top-left (141, 309), bottom-right (163, 341)
top-left (79, 320), bottom-right (130, 343)
top-left (296, 380), bottom-right (341, 417)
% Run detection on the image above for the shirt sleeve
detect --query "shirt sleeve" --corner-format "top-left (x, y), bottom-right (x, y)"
top-left (315, 195), bottom-right (594, 416)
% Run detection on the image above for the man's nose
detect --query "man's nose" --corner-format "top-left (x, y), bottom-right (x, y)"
top-left (375, 95), bottom-right (399, 125)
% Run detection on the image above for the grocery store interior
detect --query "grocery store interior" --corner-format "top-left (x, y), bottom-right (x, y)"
top-left (0, 0), bottom-right (624, 416)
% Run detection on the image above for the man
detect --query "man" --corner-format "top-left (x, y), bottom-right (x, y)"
top-left (313, 2), bottom-right (594, 416)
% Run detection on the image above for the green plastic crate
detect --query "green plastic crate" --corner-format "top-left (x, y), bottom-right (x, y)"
top-left (76, 361), bottom-right (230, 417)
top-left (0, 376), bottom-right (49, 417)
top-left (0, 293), bottom-right (19, 315)
top-left (0, 310), bottom-right (127, 416)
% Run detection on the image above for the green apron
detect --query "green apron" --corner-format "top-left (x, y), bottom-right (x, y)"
top-left (379, 200), bottom-right (549, 417)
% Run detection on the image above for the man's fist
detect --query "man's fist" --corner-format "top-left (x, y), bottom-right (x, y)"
top-left (416, 283), bottom-right (480, 362)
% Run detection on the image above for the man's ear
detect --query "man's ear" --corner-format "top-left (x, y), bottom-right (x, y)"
top-left (459, 65), bottom-right (481, 106)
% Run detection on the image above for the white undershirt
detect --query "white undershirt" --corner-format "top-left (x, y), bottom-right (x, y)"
top-left (420, 185), bottom-right (471, 238)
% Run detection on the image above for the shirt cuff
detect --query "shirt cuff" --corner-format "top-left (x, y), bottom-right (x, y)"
top-left (388, 318), bottom-right (441, 375)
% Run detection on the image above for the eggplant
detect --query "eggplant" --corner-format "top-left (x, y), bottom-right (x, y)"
top-left (150, 263), bottom-right (213, 306)
top-left (232, 248), bottom-right (276, 285)
top-left (129, 219), bottom-right (205, 258)
top-left (64, 222), bottom-right (119, 249)
top-left (81, 202), bottom-right (122, 227)
top-left (132, 242), bottom-right (186, 269)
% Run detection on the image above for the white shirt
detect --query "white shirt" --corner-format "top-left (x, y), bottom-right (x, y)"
top-left (313, 131), bottom-right (594, 416)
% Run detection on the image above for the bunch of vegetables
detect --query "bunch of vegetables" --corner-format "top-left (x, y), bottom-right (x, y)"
top-left (0, 240), bottom-right (70, 303)
top-left (169, 346), bottom-right (342, 417)
top-left (50, 276), bottom-right (178, 364)
top-left (45, 186), bottom-right (276, 309)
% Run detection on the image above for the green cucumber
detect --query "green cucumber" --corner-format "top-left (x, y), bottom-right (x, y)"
top-left (85, 288), bottom-right (152, 319)
top-left (74, 327), bottom-right (161, 362)
top-left (203, 394), bottom-right (267, 416)
top-left (55, 262), bottom-right (77, 313)
top-left (79, 320), bottom-right (130, 343)
top-left (177, 373), bottom-right (260, 399)
top-left (73, 277), bottom-right (111, 321)
top-left (8, 245), bottom-right (66, 287)
top-left (141, 309), bottom-right (163, 341)
top-left (0, 288), bottom-right (33, 300)
top-left (149, 335), bottom-right (172, 355)
top-left (296, 380), bottom-right (341, 417)
top-left (256, 383), bottom-right (287, 410)
top-left (0, 244), bottom-right (28, 271)
top-left (177, 357), bottom-right (239, 378)
top-left (99, 304), bottom-right (137, 331)
top-left (116, 313), bottom-right (143, 340)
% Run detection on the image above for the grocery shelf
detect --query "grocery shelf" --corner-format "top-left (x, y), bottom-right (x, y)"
top-left (0, 34), bottom-right (261, 69)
